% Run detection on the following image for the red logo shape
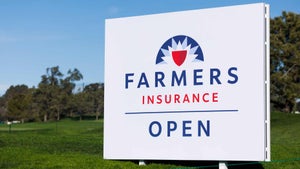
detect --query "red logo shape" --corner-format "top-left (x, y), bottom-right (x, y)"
top-left (172, 50), bottom-right (187, 66)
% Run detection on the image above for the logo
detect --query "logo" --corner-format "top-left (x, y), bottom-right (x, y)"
top-left (125, 34), bottom-right (238, 90)
top-left (156, 35), bottom-right (204, 66)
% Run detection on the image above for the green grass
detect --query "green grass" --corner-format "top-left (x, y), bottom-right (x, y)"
top-left (0, 112), bottom-right (299, 169)
top-left (262, 112), bottom-right (300, 169)
top-left (0, 120), bottom-right (104, 169)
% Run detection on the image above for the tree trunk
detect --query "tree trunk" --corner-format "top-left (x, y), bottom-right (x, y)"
top-left (96, 111), bottom-right (99, 120)
top-left (44, 114), bottom-right (47, 122)
top-left (284, 102), bottom-right (293, 113)
top-left (70, 111), bottom-right (73, 118)
top-left (57, 111), bottom-right (60, 121)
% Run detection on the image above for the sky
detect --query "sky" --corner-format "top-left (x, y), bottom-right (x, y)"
top-left (0, 0), bottom-right (299, 96)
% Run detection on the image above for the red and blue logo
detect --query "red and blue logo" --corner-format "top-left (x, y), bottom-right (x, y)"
top-left (156, 35), bottom-right (204, 66)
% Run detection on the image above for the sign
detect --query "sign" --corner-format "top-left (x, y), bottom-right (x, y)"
top-left (104, 3), bottom-right (270, 161)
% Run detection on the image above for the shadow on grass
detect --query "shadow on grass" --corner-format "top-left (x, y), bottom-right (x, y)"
top-left (226, 161), bottom-right (264, 169)
top-left (138, 160), bottom-right (264, 169)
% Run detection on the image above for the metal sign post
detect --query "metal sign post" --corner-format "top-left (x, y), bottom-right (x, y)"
top-left (138, 160), bottom-right (146, 166)
top-left (219, 162), bottom-right (228, 169)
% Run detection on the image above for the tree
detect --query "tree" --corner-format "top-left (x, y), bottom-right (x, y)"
top-left (60, 68), bottom-right (83, 119)
top-left (4, 85), bottom-right (33, 122)
top-left (33, 85), bottom-right (51, 122)
top-left (35, 66), bottom-right (83, 121)
top-left (35, 66), bottom-right (63, 122)
top-left (73, 91), bottom-right (93, 121)
top-left (83, 83), bottom-right (104, 120)
top-left (270, 12), bottom-right (300, 113)
top-left (4, 85), bottom-right (29, 100)
top-left (0, 96), bottom-right (6, 121)
top-left (7, 94), bottom-right (30, 123)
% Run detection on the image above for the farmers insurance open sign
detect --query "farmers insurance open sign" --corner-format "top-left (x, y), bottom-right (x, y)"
top-left (104, 3), bottom-right (270, 161)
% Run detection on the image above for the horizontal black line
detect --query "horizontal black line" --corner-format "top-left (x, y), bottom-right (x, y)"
top-left (125, 109), bottom-right (238, 115)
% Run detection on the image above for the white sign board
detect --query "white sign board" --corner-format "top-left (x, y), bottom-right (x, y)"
top-left (104, 3), bottom-right (270, 161)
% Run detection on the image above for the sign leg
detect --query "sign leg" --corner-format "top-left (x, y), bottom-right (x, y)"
top-left (219, 162), bottom-right (228, 169)
top-left (139, 160), bottom-right (146, 166)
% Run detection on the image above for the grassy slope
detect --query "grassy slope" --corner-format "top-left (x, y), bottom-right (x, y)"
top-left (0, 112), bottom-right (299, 169)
